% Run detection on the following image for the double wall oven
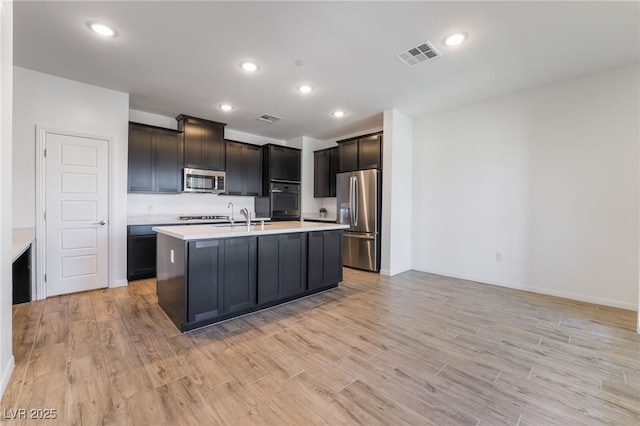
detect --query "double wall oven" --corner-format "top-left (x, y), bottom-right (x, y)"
top-left (255, 181), bottom-right (300, 220)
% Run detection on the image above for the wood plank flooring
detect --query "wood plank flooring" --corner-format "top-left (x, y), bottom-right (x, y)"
top-left (2, 269), bottom-right (639, 425)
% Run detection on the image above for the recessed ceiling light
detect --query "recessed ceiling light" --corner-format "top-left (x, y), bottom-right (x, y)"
top-left (444, 33), bottom-right (467, 47)
top-left (332, 110), bottom-right (345, 118)
top-left (88, 22), bottom-right (117, 37)
top-left (298, 85), bottom-right (313, 94)
top-left (219, 104), bottom-right (233, 112)
top-left (240, 62), bottom-right (258, 72)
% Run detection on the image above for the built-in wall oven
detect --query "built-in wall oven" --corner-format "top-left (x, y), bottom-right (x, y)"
top-left (255, 181), bottom-right (300, 220)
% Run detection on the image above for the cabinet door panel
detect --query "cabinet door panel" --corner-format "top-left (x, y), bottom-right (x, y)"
top-left (128, 125), bottom-right (153, 192)
top-left (307, 232), bottom-right (325, 290)
top-left (257, 235), bottom-right (280, 304)
top-left (223, 237), bottom-right (257, 313)
top-left (188, 240), bottom-right (223, 322)
top-left (244, 144), bottom-right (263, 196)
top-left (280, 233), bottom-right (306, 297)
top-left (329, 147), bottom-right (338, 197)
top-left (323, 230), bottom-right (343, 284)
top-left (358, 134), bottom-right (382, 170)
top-left (225, 141), bottom-right (244, 195)
top-left (269, 145), bottom-right (286, 180)
top-left (314, 150), bottom-right (330, 198)
top-left (284, 149), bottom-right (301, 181)
top-left (183, 124), bottom-right (203, 168)
top-left (338, 139), bottom-right (358, 173)
top-left (308, 230), bottom-right (342, 290)
top-left (154, 131), bottom-right (181, 193)
top-left (203, 124), bottom-right (225, 171)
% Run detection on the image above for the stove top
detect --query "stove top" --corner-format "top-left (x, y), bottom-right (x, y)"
top-left (178, 215), bottom-right (229, 221)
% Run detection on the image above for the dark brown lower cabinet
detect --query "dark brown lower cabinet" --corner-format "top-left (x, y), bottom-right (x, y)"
top-left (258, 233), bottom-right (307, 304)
top-left (157, 230), bottom-right (342, 332)
top-left (185, 236), bottom-right (257, 321)
top-left (308, 230), bottom-right (343, 290)
top-left (187, 239), bottom-right (223, 323)
top-left (127, 225), bottom-right (159, 281)
top-left (222, 237), bottom-right (257, 313)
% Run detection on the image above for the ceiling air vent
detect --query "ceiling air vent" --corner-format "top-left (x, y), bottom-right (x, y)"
top-left (396, 41), bottom-right (440, 67)
top-left (256, 114), bottom-right (282, 123)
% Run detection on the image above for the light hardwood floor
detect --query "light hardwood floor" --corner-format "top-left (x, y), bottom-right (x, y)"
top-left (2, 269), bottom-right (639, 425)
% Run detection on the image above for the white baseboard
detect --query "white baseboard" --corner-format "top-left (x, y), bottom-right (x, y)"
top-left (380, 267), bottom-right (412, 277)
top-left (0, 355), bottom-right (15, 400)
top-left (412, 265), bottom-right (639, 312)
top-left (111, 279), bottom-right (128, 288)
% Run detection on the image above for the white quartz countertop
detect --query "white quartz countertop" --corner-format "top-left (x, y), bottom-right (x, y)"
top-left (128, 214), bottom-right (270, 226)
top-left (302, 213), bottom-right (337, 223)
top-left (153, 221), bottom-right (348, 241)
top-left (13, 227), bottom-right (35, 262)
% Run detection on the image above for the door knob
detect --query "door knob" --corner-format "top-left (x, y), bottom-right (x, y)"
top-left (93, 220), bottom-right (106, 226)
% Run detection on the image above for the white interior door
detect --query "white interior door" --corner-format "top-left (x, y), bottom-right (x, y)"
top-left (45, 132), bottom-right (109, 296)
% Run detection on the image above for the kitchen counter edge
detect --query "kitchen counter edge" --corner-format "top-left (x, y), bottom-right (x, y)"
top-left (153, 221), bottom-right (348, 241)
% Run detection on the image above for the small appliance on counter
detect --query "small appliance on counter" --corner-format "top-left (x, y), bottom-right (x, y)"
top-left (255, 181), bottom-right (300, 221)
top-left (183, 168), bottom-right (226, 193)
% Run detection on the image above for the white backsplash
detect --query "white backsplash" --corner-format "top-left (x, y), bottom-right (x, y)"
top-left (306, 197), bottom-right (337, 214)
top-left (128, 193), bottom-right (258, 217)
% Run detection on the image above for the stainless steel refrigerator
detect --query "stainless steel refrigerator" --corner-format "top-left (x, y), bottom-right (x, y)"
top-left (336, 169), bottom-right (381, 272)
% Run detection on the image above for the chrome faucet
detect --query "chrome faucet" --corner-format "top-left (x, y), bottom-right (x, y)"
top-left (240, 208), bottom-right (251, 226)
top-left (227, 202), bottom-right (234, 226)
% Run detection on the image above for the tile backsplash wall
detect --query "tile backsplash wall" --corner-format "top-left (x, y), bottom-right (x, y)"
top-left (128, 193), bottom-right (257, 217)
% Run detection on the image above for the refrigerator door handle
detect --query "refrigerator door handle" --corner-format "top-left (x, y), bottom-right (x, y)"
top-left (353, 176), bottom-right (358, 227)
top-left (349, 176), bottom-right (355, 227)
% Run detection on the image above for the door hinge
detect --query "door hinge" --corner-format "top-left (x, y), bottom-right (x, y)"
top-left (44, 211), bottom-right (46, 220)
top-left (44, 274), bottom-right (47, 283)
top-left (44, 149), bottom-right (46, 158)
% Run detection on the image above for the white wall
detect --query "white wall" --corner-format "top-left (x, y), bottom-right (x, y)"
top-left (129, 109), bottom-right (178, 130)
top-left (380, 110), bottom-right (413, 276)
top-left (227, 128), bottom-right (284, 146)
top-left (412, 64), bottom-right (640, 311)
top-left (0, 0), bottom-right (14, 398)
top-left (13, 67), bottom-right (130, 287)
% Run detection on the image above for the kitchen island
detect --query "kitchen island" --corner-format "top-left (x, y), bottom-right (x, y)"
top-left (153, 221), bottom-right (349, 331)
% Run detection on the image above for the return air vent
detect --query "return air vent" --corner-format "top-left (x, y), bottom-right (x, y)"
top-left (396, 41), bottom-right (440, 67)
top-left (256, 114), bottom-right (282, 123)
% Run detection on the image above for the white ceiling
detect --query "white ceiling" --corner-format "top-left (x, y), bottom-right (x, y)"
top-left (14, 1), bottom-right (640, 141)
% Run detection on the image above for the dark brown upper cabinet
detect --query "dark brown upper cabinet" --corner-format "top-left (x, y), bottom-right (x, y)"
top-left (128, 122), bottom-right (182, 193)
top-left (224, 140), bottom-right (263, 196)
top-left (314, 147), bottom-right (338, 198)
top-left (337, 132), bottom-right (383, 173)
top-left (176, 115), bottom-right (226, 171)
top-left (262, 144), bottom-right (301, 183)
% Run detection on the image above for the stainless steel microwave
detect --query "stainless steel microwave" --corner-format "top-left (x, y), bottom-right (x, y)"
top-left (183, 168), bottom-right (226, 194)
